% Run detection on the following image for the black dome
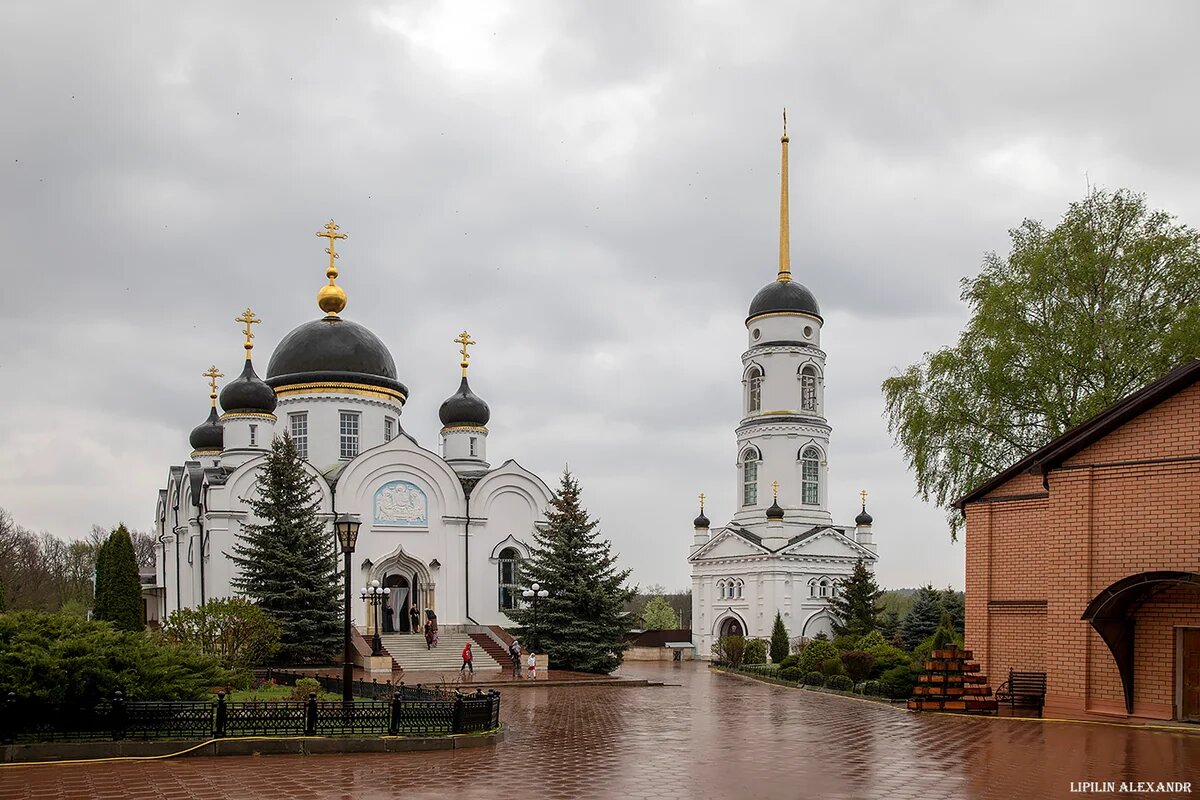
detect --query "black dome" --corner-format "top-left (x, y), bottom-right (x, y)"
top-left (766, 499), bottom-right (785, 520)
top-left (747, 279), bottom-right (821, 322)
top-left (220, 359), bottom-right (278, 415)
top-left (855, 508), bottom-right (874, 526)
top-left (439, 376), bottom-right (490, 427)
top-left (265, 316), bottom-right (407, 398)
top-left (693, 510), bottom-right (711, 528)
top-left (189, 407), bottom-right (224, 452)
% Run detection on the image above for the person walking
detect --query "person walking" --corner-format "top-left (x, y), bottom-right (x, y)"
top-left (509, 639), bottom-right (522, 679)
top-left (461, 642), bottom-right (474, 674)
top-left (527, 651), bottom-right (537, 680)
top-left (409, 604), bottom-right (420, 634)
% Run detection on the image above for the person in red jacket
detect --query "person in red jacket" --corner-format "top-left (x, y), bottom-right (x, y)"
top-left (460, 642), bottom-right (474, 674)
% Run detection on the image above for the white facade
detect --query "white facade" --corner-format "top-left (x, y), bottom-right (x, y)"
top-left (689, 128), bottom-right (878, 658)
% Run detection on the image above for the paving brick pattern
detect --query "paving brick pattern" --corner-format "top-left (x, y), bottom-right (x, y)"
top-left (2, 663), bottom-right (1198, 800)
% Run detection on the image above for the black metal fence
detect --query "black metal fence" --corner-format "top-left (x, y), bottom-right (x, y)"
top-left (0, 688), bottom-right (500, 744)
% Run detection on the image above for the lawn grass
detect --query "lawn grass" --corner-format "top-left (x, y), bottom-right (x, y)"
top-left (222, 684), bottom-right (343, 702)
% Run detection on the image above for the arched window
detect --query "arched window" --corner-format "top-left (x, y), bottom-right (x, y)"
top-left (809, 579), bottom-right (817, 598)
top-left (736, 580), bottom-right (744, 599)
top-left (800, 365), bottom-right (818, 412)
top-left (716, 579), bottom-right (726, 599)
top-left (801, 446), bottom-right (820, 505)
top-left (742, 449), bottom-right (760, 506)
top-left (819, 579), bottom-right (829, 598)
top-left (498, 547), bottom-right (520, 610)
top-left (747, 367), bottom-right (764, 414)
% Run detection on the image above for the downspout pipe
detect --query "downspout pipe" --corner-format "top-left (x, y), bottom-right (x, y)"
top-left (465, 486), bottom-right (478, 625)
top-left (198, 485), bottom-right (207, 607)
top-left (172, 501), bottom-right (182, 614)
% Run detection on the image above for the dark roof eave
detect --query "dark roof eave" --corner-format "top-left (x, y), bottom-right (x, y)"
top-left (955, 359), bottom-right (1200, 509)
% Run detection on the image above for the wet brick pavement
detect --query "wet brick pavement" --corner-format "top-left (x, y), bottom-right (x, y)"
top-left (2, 661), bottom-right (1197, 799)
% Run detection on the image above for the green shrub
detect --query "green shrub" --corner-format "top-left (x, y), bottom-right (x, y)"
top-left (878, 665), bottom-right (920, 699)
top-left (290, 677), bottom-right (321, 700)
top-left (804, 671), bottom-right (826, 687)
top-left (780, 666), bottom-right (804, 682)
top-left (826, 675), bottom-right (854, 691)
top-left (743, 638), bottom-right (768, 665)
top-left (865, 644), bottom-right (912, 677)
top-left (0, 611), bottom-right (227, 703)
top-left (163, 597), bottom-right (282, 672)
top-left (831, 634), bottom-right (860, 652)
top-left (862, 679), bottom-right (882, 696)
top-left (712, 635), bottom-right (747, 667)
top-left (819, 656), bottom-right (845, 676)
top-left (841, 651), bottom-right (875, 682)
top-left (769, 613), bottom-right (790, 663)
top-left (856, 630), bottom-right (887, 650)
top-left (798, 639), bottom-right (839, 673)
top-left (778, 654), bottom-right (801, 670)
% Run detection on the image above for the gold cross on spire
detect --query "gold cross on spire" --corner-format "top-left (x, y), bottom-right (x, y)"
top-left (698, 492), bottom-right (706, 512)
top-left (202, 365), bottom-right (224, 407)
top-left (860, 488), bottom-right (868, 510)
top-left (772, 480), bottom-right (780, 500)
top-left (315, 220), bottom-right (348, 316)
top-left (235, 307), bottom-right (261, 358)
top-left (454, 330), bottom-right (476, 377)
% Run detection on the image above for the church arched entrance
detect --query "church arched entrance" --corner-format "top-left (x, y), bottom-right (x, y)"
top-left (381, 573), bottom-right (415, 633)
top-left (719, 617), bottom-right (744, 638)
top-left (370, 546), bottom-right (433, 636)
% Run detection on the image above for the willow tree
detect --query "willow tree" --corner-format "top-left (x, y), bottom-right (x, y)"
top-left (884, 188), bottom-right (1200, 536)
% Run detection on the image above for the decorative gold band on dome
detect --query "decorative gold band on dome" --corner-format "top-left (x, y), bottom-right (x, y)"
top-left (441, 424), bottom-right (488, 434)
top-left (190, 449), bottom-right (222, 457)
top-left (745, 310), bottom-right (823, 324)
top-left (273, 381), bottom-right (407, 404)
top-left (219, 411), bottom-right (278, 422)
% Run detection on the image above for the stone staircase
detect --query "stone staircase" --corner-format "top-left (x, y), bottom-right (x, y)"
top-left (380, 630), bottom-right (503, 672)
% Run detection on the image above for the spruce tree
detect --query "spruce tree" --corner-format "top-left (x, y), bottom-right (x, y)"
top-left (898, 585), bottom-right (943, 649)
top-left (505, 470), bottom-right (634, 673)
top-left (828, 559), bottom-right (884, 638)
top-left (229, 436), bottom-right (340, 664)
top-left (92, 525), bottom-right (143, 632)
top-left (769, 611), bottom-right (789, 663)
top-left (939, 586), bottom-right (965, 634)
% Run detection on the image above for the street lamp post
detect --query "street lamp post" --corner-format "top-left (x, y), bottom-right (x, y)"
top-left (521, 582), bottom-right (550, 652)
top-left (334, 514), bottom-right (361, 704)
top-left (360, 580), bottom-right (390, 657)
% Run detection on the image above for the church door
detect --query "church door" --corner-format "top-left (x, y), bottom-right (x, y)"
top-left (1182, 628), bottom-right (1200, 721)
top-left (720, 618), bottom-right (743, 638)
top-left (384, 575), bottom-right (411, 633)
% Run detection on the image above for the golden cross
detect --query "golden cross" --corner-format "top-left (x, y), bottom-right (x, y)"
top-left (454, 330), bottom-right (476, 376)
top-left (860, 488), bottom-right (868, 509)
top-left (316, 219), bottom-right (348, 277)
top-left (698, 492), bottom-right (706, 512)
top-left (202, 365), bottom-right (224, 407)
top-left (782, 107), bottom-right (788, 139)
top-left (235, 308), bottom-right (261, 356)
top-left (772, 480), bottom-right (780, 500)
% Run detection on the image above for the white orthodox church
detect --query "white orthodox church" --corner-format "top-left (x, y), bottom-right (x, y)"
top-left (147, 222), bottom-right (552, 640)
top-left (689, 122), bottom-right (879, 658)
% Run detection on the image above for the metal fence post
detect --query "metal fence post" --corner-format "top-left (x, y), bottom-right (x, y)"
top-left (1, 692), bottom-right (16, 744)
top-left (111, 691), bottom-right (127, 741)
top-left (305, 693), bottom-right (318, 736)
top-left (389, 691), bottom-right (401, 736)
top-left (215, 691), bottom-right (227, 738)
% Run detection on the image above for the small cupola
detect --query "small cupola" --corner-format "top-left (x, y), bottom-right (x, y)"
top-left (694, 492), bottom-right (711, 529)
top-left (219, 308), bottom-right (277, 458)
top-left (440, 331), bottom-right (490, 473)
top-left (189, 365), bottom-right (225, 460)
top-left (855, 489), bottom-right (873, 527)
top-left (766, 481), bottom-right (785, 520)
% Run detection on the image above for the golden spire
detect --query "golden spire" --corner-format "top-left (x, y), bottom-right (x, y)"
top-left (315, 219), bottom-right (348, 316)
top-left (454, 331), bottom-right (476, 377)
top-left (202, 365), bottom-right (224, 408)
top-left (778, 109), bottom-right (791, 284)
top-left (235, 308), bottom-right (261, 359)
top-left (860, 488), bottom-right (869, 511)
top-left (772, 480), bottom-right (780, 500)
top-left (698, 492), bottom-right (706, 513)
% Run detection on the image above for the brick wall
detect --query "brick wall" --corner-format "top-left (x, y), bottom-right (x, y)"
top-left (964, 381), bottom-right (1200, 721)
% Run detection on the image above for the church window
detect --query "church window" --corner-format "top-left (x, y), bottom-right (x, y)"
top-left (809, 580), bottom-right (816, 598)
top-left (742, 450), bottom-right (759, 506)
top-left (819, 579), bottom-right (829, 598)
top-left (340, 412), bottom-right (360, 459)
top-left (735, 580), bottom-right (744, 599)
top-left (470, 437), bottom-right (478, 457)
top-left (747, 367), bottom-right (763, 414)
top-left (801, 447), bottom-right (820, 505)
top-left (290, 413), bottom-right (308, 460)
top-left (249, 424), bottom-right (257, 447)
top-left (800, 366), bottom-right (818, 412)
top-left (384, 417), bottom-right (394, 442)
top-left (498, 547), bottom-right (520, 610)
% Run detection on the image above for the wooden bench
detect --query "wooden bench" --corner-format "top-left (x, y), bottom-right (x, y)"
top-left (995, 670), bottom-right (1047, 716)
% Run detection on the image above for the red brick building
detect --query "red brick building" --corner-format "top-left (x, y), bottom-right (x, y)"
top-left (958, 360), bottom-right (1200, 722)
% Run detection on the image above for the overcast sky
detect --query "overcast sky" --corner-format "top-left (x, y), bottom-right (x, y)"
top-left (3, 1), bottom-right (1199, 591)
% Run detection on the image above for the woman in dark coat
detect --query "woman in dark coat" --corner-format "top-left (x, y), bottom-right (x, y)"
top-left (409, 604), bottom-right (420, 634)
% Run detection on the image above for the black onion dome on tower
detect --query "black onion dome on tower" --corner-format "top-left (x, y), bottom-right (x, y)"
top-left (189, 407), bottom-right (224, 452)
top-left (439, 376), bottom-right (490, 427)
top-left (747, 280), bottom-right (822, 322)
top-left (693, 509), bottom-right (710, 528)
top-left (766, 499), bottom-right (785, 519)
top-left (220, 359), bottom-right (278, 414)
top-left (855, 507), bottom-right (873, 526)
top-left (265, 317), bottom-right (407, 400)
